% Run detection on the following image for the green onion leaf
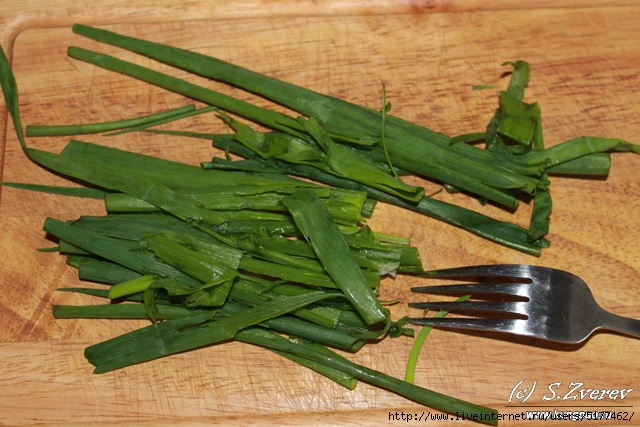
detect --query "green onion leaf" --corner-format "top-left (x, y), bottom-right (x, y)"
top-left (84, 291), bottom-right (332, 373)
top-left (283, 190), bottom-right (387, 326)
top-left (26, 104), bottom-right (196, 136)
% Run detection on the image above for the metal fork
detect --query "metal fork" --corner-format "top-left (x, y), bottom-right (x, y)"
top-left (407, 264), bottom-right (640, 344)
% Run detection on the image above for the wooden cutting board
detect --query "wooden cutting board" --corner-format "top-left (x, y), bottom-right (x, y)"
top-left (1, 1), bottom-right (640, 425)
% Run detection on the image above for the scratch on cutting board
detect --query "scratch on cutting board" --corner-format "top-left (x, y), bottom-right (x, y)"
top-left (21, 287), bottom-right (55, 341)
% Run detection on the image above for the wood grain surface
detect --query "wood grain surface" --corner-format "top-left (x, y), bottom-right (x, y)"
top-left (1, 1), bottom-right (640, 426)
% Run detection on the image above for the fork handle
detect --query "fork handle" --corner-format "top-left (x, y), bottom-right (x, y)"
top-left (600, 310), bottom-right (640, 339)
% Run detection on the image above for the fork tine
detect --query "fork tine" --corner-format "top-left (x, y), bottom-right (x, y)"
top-left (407, 317), bottom-right (524, 334)
top-left (411, 283), bottom-right (530, 298)
top-left (423, 264), bottom-right (534, 282)
top-left (408, 300), bottom-right (526, 315)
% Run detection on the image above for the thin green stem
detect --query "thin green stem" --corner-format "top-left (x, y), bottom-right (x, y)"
top-left (405, 295), bottom-right (471, 383)
top-left (26, 104), bottom-right (196, 136)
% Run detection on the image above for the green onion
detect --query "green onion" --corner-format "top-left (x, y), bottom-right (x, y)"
top-left (237, 327), bottom-right (499, 425)
top-left (283, 190), bottom-right (387, 326)
top-left (109, 275), bottom-right (155, 299)
top-left (0, 37), bottom-right (501, 420)
top-left (84, 291), bottom-right (332, 373)
top-left (25, 104), bottom-right (196, 136)
top-left (6, 26), bottom-right (639, 423)
top-left (0, 182), bottom-right (109, 198)
top-left (43, 217), bottom-right (200, 285)
top-left (68, 24), bottom-right (537, 208)
top-left (103, 105), bottom-right (217, 136)
top-left (67, 24), bottom-right (634, 255)
top-left (270, 350), bottom-right (359, 390)
top-left (71, 256), bottom-right (141, 284)
top-left (405, 295), bottom-right (471, 384)
top-left (53, 303), bottom-right (199, 320)
top-left (28, 147), bottom-right (228, 228)
top-left (518, 136), bottom-right (640, 167)
top-left (203, 145), bottom-right (550, 255)
top-left (545, 153), bottom-right (611, 176)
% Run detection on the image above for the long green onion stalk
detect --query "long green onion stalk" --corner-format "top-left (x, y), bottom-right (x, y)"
top-left (25, 104), bottom-right (197, 136)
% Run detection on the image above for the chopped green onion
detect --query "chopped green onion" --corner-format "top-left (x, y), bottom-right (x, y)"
top-left (283, 190), bottom-right (387, 326)
top-left (84, 291), bottom-right (332, 373)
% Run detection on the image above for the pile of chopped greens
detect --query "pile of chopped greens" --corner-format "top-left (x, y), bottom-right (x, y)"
top-left (2, 24), bottom-right (639, 425)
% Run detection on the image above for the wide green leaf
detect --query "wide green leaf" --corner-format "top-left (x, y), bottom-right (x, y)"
top-left (283, 190), bottom-right (387, 326)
